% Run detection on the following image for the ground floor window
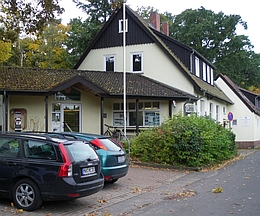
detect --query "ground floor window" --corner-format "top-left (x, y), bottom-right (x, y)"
top-left (113, 101), bottom-right (160, 127)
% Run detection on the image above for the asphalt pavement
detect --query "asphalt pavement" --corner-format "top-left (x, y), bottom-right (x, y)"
top-left (0, 149), bottom-right (258, 215)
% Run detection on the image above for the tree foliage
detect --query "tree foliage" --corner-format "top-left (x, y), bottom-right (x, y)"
top-left (65, 17), bottom-right (103, 68)
top-left (0, 40), bottom-right (11, 63)
top-left (72, 0), bottom-right (113, 23)
top-left (0, 0), bottom-right (64, 41)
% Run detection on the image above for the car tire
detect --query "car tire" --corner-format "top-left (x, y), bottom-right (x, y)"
top-left (13, 179), bottom-right (43, 211)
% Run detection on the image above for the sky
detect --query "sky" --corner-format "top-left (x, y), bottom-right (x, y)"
top-left (60, 0), bottom-right (260, 53)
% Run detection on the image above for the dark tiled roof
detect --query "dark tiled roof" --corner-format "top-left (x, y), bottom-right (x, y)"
top-left (0, 67), bottom-right (196, 100)
top-left (216, 73), bottom-right (260, 115)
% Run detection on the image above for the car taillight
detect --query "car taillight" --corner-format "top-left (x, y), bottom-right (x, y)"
top-left (90, 138), bottom-right (108, 150)
top-left (58, 143), bottom-right (73, 177)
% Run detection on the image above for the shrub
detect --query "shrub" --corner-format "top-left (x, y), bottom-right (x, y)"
top-left (129, 113), bottom-right (237, 167)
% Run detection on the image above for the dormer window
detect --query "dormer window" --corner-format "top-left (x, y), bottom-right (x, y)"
top-left (104, 55), bottom-right (115, 71)
top-left (131, 52), bottom-right (143, 72)
top-left (119, 19), bottom-right (128, 33)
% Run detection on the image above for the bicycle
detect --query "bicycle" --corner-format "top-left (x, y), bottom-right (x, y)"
top-left (104, 124), bottom-right (125, 141)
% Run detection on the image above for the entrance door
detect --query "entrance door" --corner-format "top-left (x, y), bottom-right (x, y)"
top-left (61, 104), bottom-right (81, 132)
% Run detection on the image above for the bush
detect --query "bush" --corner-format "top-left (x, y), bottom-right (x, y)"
top-left (129, 113), bottom-right (237, 167)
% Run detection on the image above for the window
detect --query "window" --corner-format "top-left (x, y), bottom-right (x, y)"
top-left (216, 105), bottom-right (219, 122)
top-left (232, 119), bottom-right (237, 126)
top-left (200, 100), bottom-right (205, 116)
top-left (223, 107), bottom-right (226, 115)
top-left (210, 68), bottom-right (214, 85)
top-left (113, 101), bottom-right (160, 127)
top-left (104, 55), bottom-right (115, 72)
top-left (195, 57), bottom-right (200, 77)
top-left (131, 53), bottom-right (143, 72)
top-left (207, 65), bottom-right (210, 83)
top-left (55, 88), bottom-right (81, 101)
top-left (209, 103), bottom-right (214, 118)
top-left (119, 19), bottom-right (128, 33)
top-left (0, 138), bottom-right (19, 158)
top-left (202, 62), bottom-right (207, 81)
top-left (23, 140), bottom-right (56, 160)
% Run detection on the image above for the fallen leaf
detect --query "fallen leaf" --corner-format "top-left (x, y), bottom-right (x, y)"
top-left (212, 187), bottom-right (223, 193)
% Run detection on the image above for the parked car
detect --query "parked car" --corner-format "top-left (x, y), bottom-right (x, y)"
top-left (0, 132), bottom-right (104, 211)
top-left (46, 132), bottom-right (129, 183)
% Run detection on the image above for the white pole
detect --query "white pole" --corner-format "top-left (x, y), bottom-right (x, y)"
top-left (123, 1), bottom-right (126, 139)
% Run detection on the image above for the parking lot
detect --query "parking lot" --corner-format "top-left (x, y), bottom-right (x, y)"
top-left (0, 165), bottom-right (186, 215)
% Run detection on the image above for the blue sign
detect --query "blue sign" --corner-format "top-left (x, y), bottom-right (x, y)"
top-left (228, 112), bottom-right (233, 121)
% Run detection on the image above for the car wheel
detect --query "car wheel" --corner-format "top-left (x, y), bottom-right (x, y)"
top-left (13, 179), bottom-right (43, 211)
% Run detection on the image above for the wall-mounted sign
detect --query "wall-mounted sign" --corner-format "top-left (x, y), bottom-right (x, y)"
top-left (228, 112), bottom-right (233, 121)
top-left (241, 116), bottom-right (250, 127)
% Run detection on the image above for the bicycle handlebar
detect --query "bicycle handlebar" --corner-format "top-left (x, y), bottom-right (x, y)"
top-left (104, 124), bottom-right (123, 131)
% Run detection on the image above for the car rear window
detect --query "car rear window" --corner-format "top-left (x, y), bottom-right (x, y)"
top-left (65, 141), bottom-right (99, 162)
top-left (96, 138), bottom-right (122, 151)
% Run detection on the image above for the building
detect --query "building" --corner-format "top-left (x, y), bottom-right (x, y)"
top-left (0, 5), bottom-right (259, 148)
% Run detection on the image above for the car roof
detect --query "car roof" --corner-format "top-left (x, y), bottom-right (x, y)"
top-left (52, 132), bottom-right (108, 139)
top-left (0, 131), bottom-right (74, 144)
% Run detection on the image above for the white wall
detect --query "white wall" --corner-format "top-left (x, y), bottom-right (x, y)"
top-left (215, 78), bottom-right (260, 142)
top-left (78, 43), bottom-right (194, 95)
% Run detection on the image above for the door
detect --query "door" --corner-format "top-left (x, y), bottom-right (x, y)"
top-left (0, 137), bottom-right (21, 196)
top-left (61, 104), bottom-right (81, 132)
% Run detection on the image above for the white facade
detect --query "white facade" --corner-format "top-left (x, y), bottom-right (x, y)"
top-left (215, 76), bottom-right (260, 148)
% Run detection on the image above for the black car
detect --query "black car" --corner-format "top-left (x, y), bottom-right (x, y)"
top-left (0, 132), bottom-right (104, 211)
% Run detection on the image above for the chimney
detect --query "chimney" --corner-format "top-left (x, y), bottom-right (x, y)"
top-left (150, 12), bottom-right (160, 31)
top-left (162, 22), bottom-right (169, 36)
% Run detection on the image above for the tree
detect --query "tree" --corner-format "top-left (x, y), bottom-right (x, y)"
top-left (0, 27), bottom-right (12, 64)
top-left (65, 17), bottom-right (102, 68)
top-left (37, 23), bottom-right (70, 69)
top-left (0, 0), bottom-right (64, 42)
top-left (0, 40), bottom-right (11, 63)
top-left (72, 0), bottom-right (113, 23)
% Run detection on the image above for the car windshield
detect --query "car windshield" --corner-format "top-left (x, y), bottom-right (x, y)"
top-left (65, 141), bottom-right (99, 162)
top-left (98, 138), bottom-right (122, 151)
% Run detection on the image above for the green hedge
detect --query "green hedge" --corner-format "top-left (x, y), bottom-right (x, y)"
top-left (128, 114), bottom-right (237, 167)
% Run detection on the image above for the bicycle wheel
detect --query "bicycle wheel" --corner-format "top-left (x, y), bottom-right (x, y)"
top-left (104, 130), bottom-right (112, 137)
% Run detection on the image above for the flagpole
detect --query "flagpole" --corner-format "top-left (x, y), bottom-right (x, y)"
top-left (123, 1), bottom-right (126, 139)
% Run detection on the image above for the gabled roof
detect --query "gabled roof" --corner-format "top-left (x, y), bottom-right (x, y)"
top-left (0, 67), bottom-right (196, 100)
top-left (74, 5), bottom-right (232, 104)
top-left (216, 73), bottom-right (260, 115)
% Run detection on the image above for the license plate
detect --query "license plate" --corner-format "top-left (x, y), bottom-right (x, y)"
top-left (82, 167), bottom-right (96, 176)
top-left (118, 155), bottom-right (125, 163)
